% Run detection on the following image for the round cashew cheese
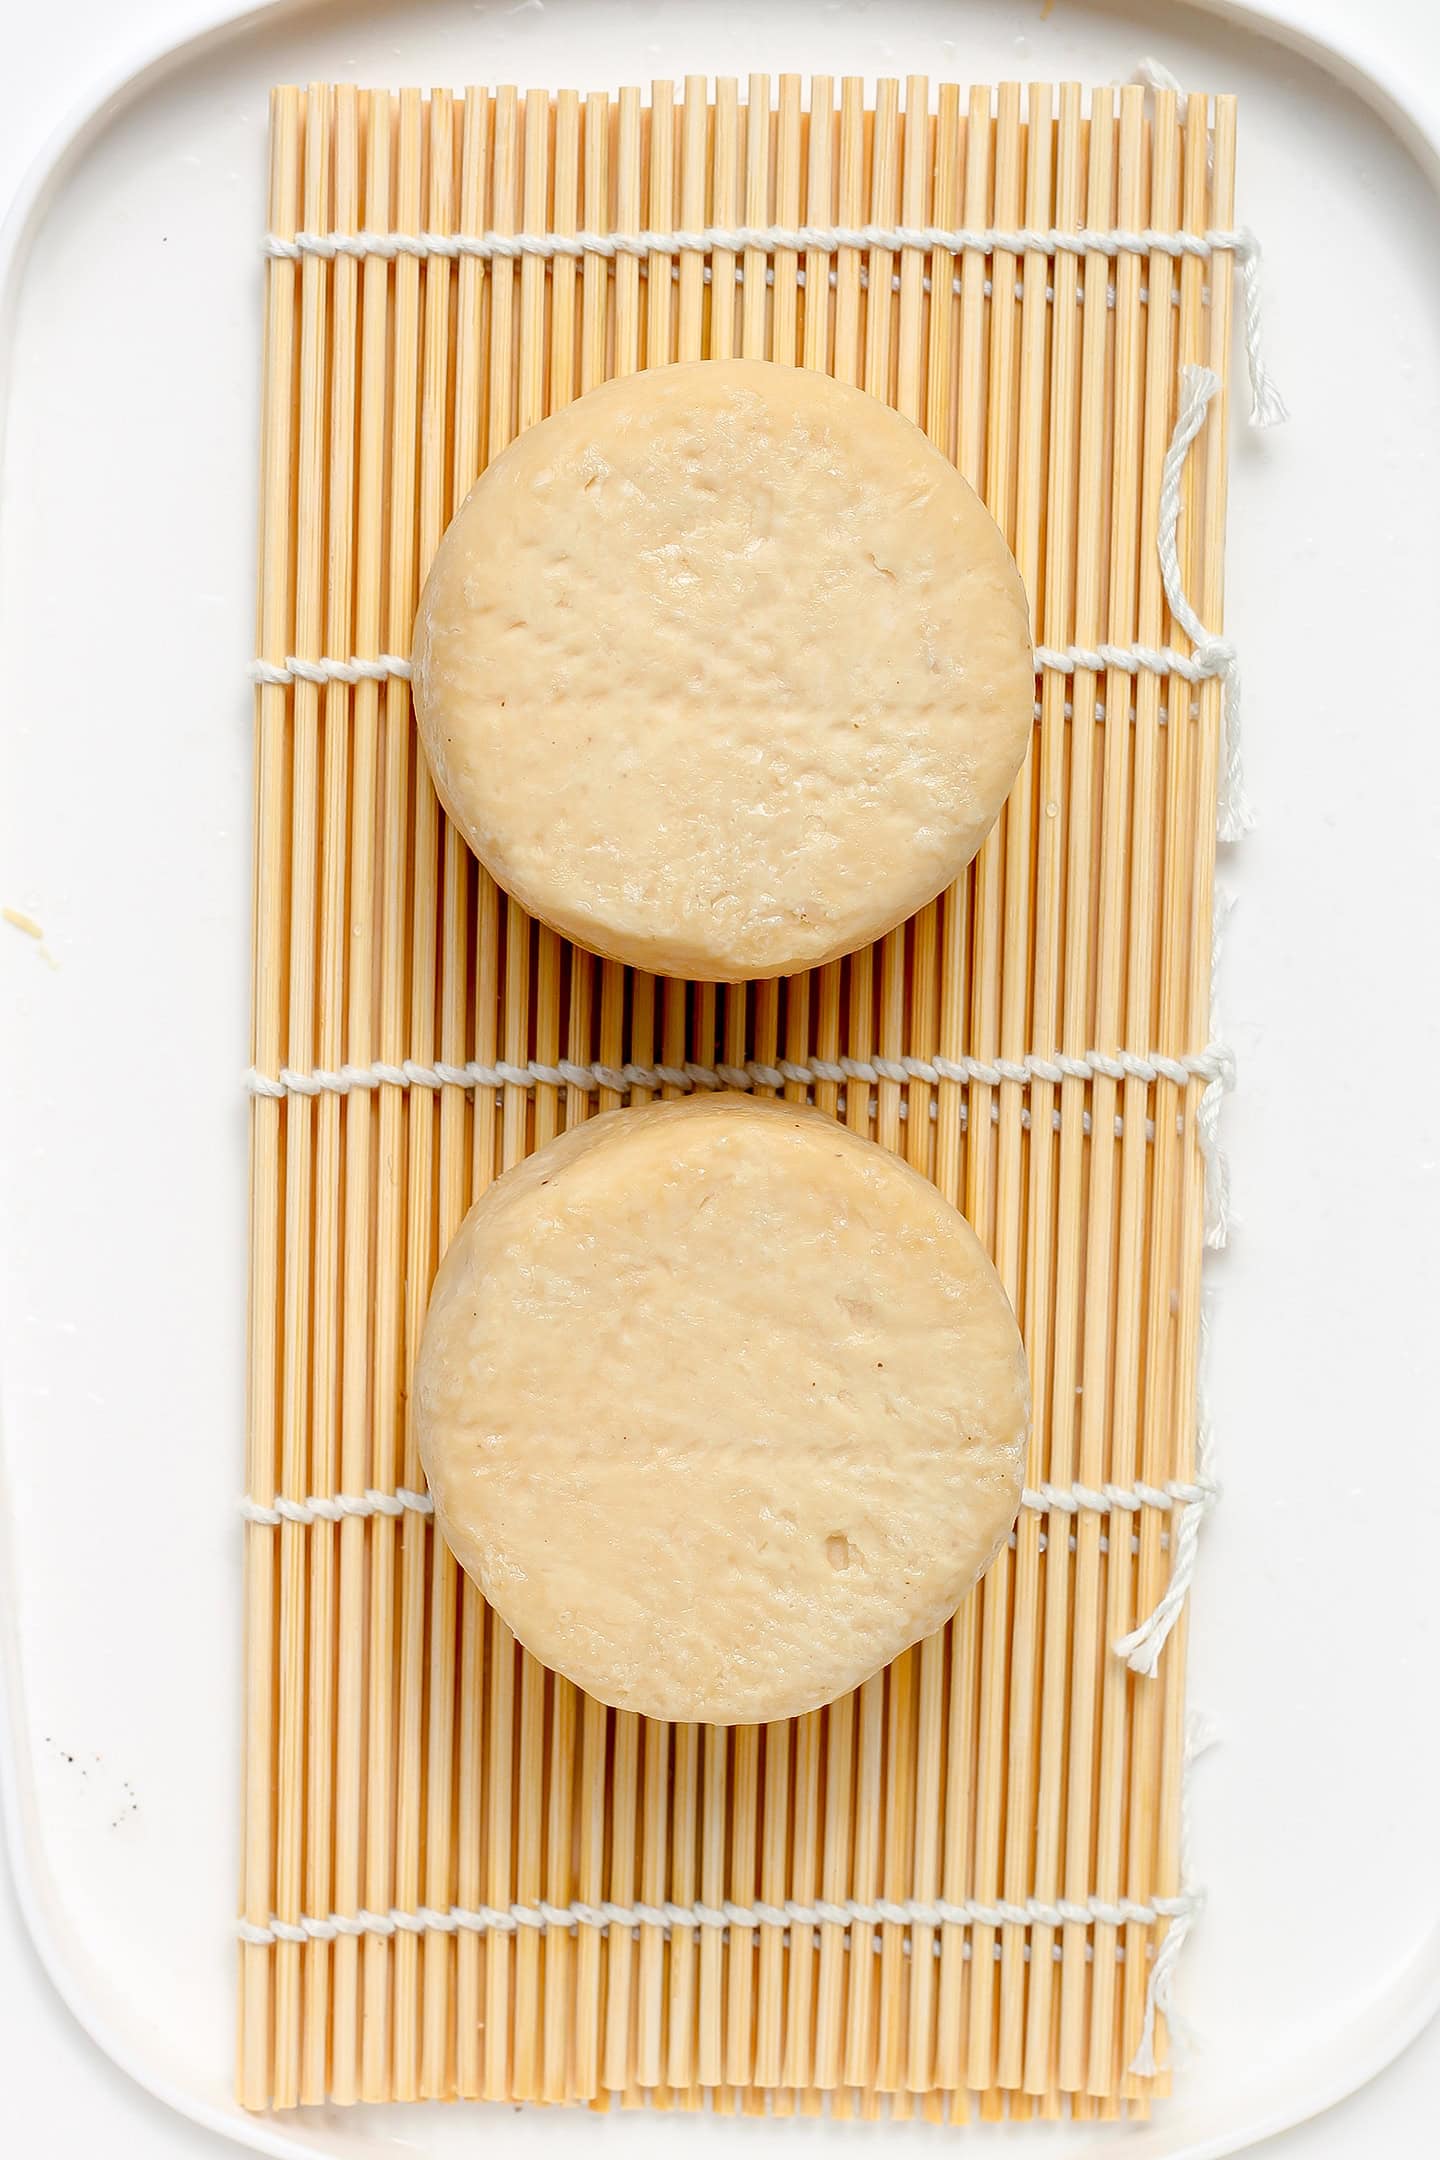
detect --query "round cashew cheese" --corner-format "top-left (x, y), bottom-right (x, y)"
top-left (416, 1095), bottom-right (1029, 1724)
top-left (411, 358), bottom-right (1034, 982)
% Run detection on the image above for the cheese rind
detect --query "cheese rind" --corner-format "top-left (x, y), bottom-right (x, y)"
top-left (411, 358), bottom-right (1034, 982)
top-left (416, 1095), bottom-right (1029, 1724)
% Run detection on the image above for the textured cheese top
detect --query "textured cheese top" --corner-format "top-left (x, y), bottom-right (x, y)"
top-left (416, 1096), bottom-right (1030, 1725)
top-left (411, 359), bottom-right (1034, 982)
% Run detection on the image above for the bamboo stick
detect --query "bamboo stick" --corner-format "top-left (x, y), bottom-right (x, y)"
top-left (1057, 88), bottom-right (1121, 2097)
top-left (966, 80), bottom-right (1025, 2094)
top-left (357, 86), bottom-right (421, 2105)
top-left (1022, 78), bottom-right (1085, 2101)
top-left (298, 79), bottom-right (359, 2100)
top-left (507, 88), bottom-right (555, 2108)
top-left (571, 1544), bottom-right (609, 2097)
top-left (819, 74), bottom-right (875, 2089)
top-left (481, 80), bottom-right (522, 2108)
top-left (239, 81), bottom-right (299, 2110)
top-left (535, 89), bottom-right (584, 2109)
top-left (896, 75), bottom-right (947, 2092)
top-left (602, 1699), bottom-right (641, 2100)
top-left (711, 79), bottom-right (740, 362)
top-left (993, 80), bottom-right (1056, 2095)
top-left (269, 81), bottom-right (332, 2112)
top-left (1107, 85), bottom-right (1185, 2089)
top-left (387, 83), bottom-right (455, 2104)
top-left (937, 85), bottom-right (993, 2098)
top-left (1083, 85), bottom-right (1150, 2097)
top-left (452, 82), bottom-right (496, 2105)
top-left (324, 80), bottom-right (370, 2105)
top-left (1122, 92), bottom-right (1237, 2087)
top-left (541, 90), bottom-right (607, 2108)
top-left (1170, 111), bottom-right (1237, 2077)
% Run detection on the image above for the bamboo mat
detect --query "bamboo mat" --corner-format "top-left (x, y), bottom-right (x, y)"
top-left (241, 75), bottom-right (1237, 2122)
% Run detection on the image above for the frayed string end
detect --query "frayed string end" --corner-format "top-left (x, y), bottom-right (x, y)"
top-left (1127, 1714), bottom-right (1219, 2075)
top-left (1156, 366), bottom-right (1253, 843)
top-left (1238, 235), bottom-right (1289, 428)
top-left (1131, 60), bottom-right (1288, 429)
top-left (1113, 1324), bottom-right (1220, 1677)
top-left (1111, 1486), bottom-right (1212, 1676)
top-left (1200, 893), bottom-right (1238, 1251)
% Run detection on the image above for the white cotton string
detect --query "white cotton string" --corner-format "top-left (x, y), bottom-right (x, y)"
top-left (1128, 1708), bottom-right (1218, 2075)
top-left (263, 221), bottom-right (1244, 266)
top-left (248, 1084), bottom-right (1154, 1139)
top-left (1196, 1056), bottom-right (1234, 1251)
top-left (240, 1477), bottom-right (1213, 1531)
top-left (1200, 889), bottom-right (1237, 1248)
top-left (244, 1044), bottom-right (1230, 1103)
top-left (251, 653), bottom-right (412, 687)
top-left (1034, 639), bottom-right (1222, 685)
top-left (240, 1487), bottom-right (433, 1528)
top-left (1129, 1885), bottom-right (1191, 2073)
top-left (263, 219), bottom-right (1282, 426)
top-left (1021, 1477), bottom-right (1214, 1519)
top-left (1197, 1045), bottom-right (1236, 1253)
top-left (1236, 234), bottom-right (1289, 427)
top-left (237, 1885), bottom-right (1200, 1950)
top-left (256, 645), bottom-right (1208, 693)
top-left (1110, 1482), bottom-right (1213, 1676)
top-left (1157, 365), bottom-right (1253, 841)
top-left (1112, 1334), bottom-right (1218, 1678)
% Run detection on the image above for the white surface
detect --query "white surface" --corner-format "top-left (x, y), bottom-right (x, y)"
top-left (2, 1), bottom-right (1439, 2155)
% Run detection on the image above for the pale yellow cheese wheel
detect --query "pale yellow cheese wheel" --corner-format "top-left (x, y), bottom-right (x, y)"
top-left (411, 358), bottom-right (1034, 982)
top-left (416, 1095), bottom-right (1029, 1725)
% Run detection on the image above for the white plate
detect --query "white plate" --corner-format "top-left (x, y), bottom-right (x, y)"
top-left (2, 2), bottom-right (1439, 2155)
